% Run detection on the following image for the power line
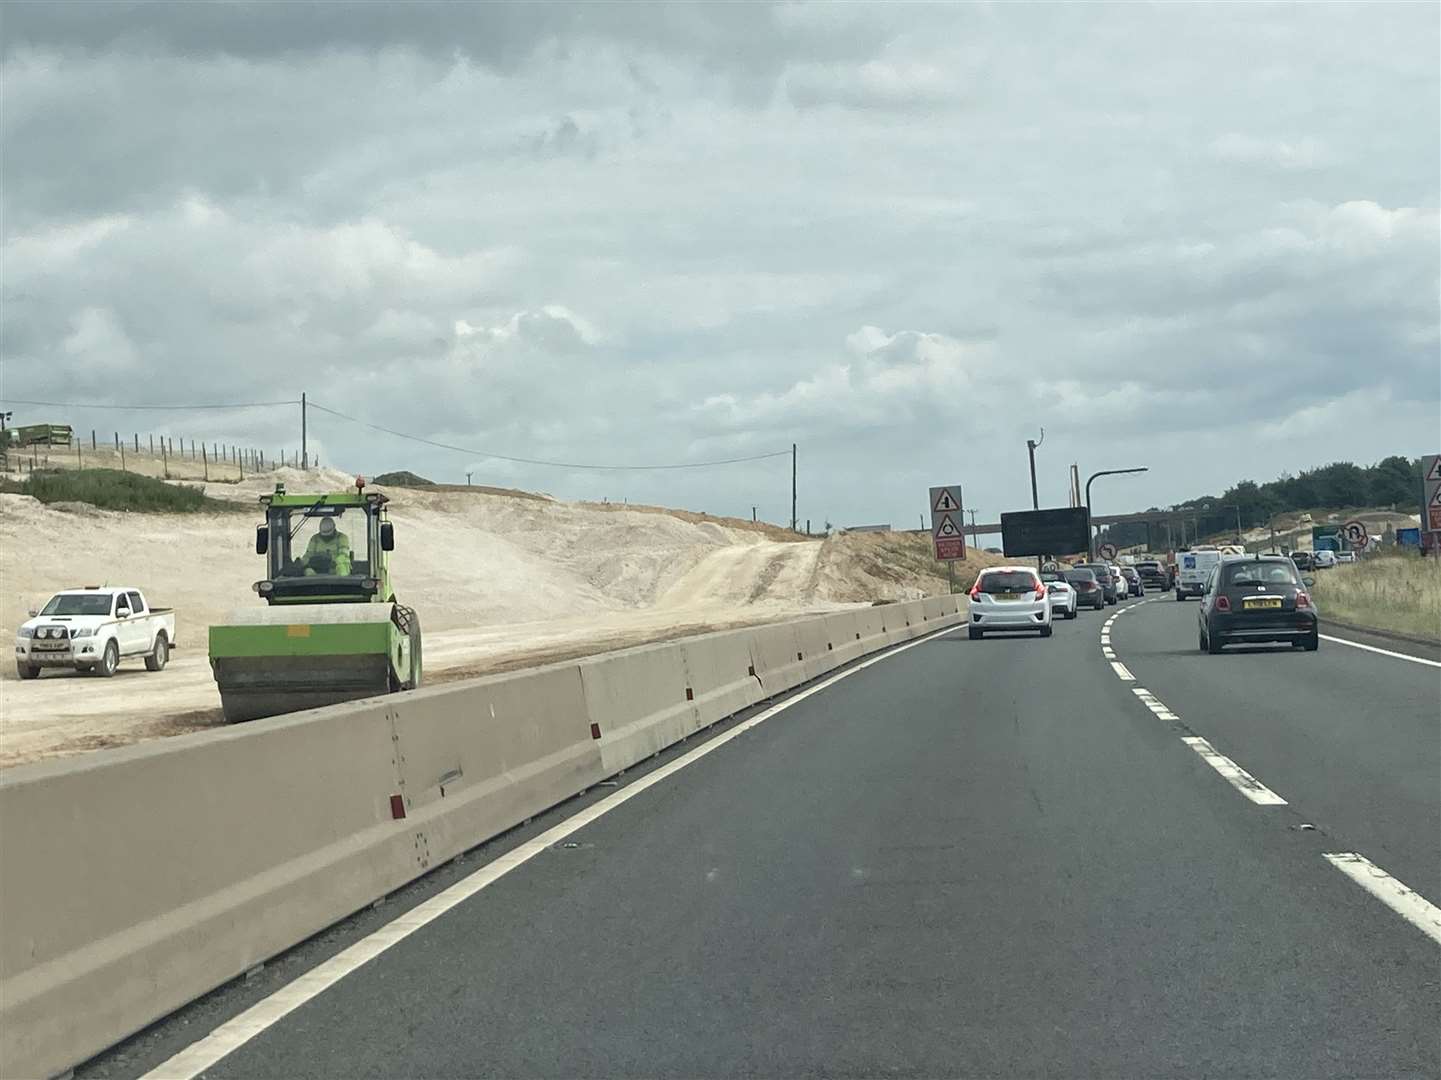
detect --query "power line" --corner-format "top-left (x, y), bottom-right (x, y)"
top-left (0, 397), bottom-right (299, 410)
top-left (307, 400), bottom-right (791, 472)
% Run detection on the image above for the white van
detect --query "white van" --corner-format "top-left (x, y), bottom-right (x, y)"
top-left (1175, 550), bottom-right (1222, 600)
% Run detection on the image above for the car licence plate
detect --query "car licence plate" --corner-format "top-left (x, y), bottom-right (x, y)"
top-left (996, 592), bottom-right (1025, 601)
top-left (1242, 597), bottom-right (1283, 610)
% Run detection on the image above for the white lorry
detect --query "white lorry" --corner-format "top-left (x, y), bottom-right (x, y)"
top-left (1174, 550), bottom-right (1223, 600)
top-left (15, 587), bottom-right (175, 679)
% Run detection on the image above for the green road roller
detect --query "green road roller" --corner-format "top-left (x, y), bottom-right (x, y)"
top-left (208, 478), bottom-right (422, 722)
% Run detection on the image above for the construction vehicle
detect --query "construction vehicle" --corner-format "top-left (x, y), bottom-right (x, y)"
top-left (208, 478), bottom-right (421, 722)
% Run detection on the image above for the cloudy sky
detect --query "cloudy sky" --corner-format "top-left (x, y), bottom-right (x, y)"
top-left (2, 1), bottom-right (1437, 529)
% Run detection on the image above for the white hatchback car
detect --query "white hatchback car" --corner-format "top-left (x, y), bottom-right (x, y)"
top-left (1040, 571), bottom-right (1078, 619)
top-left (968, 566), bottom-right (1053, 639)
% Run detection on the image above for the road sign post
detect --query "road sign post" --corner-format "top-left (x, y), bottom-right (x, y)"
top-left (929, 485), bottom-right (966, 562)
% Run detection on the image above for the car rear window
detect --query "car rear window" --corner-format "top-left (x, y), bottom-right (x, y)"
top-left (977, 571), bottom-right (1038, 593)
top-left (1226, 562), bottom-right (1297, 587)
top-left (1065, 570), bottom-right (1097, 584)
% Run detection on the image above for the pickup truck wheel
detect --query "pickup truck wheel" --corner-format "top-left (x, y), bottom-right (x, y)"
top-left (96, 640), bottom-right (120, 678)
top-left (16, 663), bottom-right (40, 680)
top-left (145, 633), bottom-right (169, 672)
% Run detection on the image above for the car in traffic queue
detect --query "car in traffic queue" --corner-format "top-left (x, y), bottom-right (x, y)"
top-left (1106, 564), bottom-right (1126, 601)
top-left (1311, 549), bottom-right (1338, 569)
top-left (1039, 570), bottom-right (1079, 619)
top-left (1076, 563), bottom-right (1120, 605)
top-left (968, 566), bottom-right (1054, 639)
top-left (1064, 567), bottom-right (1106, 610)
top-left (1335, 551), bottom-right (1357, 564)
top-left (1119, 566), bottom-right (1144, 597)
top-left (1198, 554), bottom-right (1318, 654)
top-left (1289, 551), bottom-right (1315, 572)
top-left (1135, 559), bottom-right (1170, 591)
top-left (1175, 549), bottom-right (1223, 600)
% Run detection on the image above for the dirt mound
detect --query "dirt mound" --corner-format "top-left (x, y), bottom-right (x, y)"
top-left (371, 470), bottom-right (435, 487)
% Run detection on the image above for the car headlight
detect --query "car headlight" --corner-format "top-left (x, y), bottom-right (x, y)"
top-left (17, 626), bottom-right (34, 638)
top-left (72, 627), bottom-right (95, 638)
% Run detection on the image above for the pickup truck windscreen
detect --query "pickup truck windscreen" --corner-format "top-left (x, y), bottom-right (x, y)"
top-left (41, 594), bottom-right (114, 616)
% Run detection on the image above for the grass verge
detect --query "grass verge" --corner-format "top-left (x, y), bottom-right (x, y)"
top-left (1311, 551), bottom-right (1441, 641)
top-left (2, 468), bottom-right (242, 513)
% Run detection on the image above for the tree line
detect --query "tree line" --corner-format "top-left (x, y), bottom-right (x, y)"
top-left (1098, 456), bottom-right (1425, 549)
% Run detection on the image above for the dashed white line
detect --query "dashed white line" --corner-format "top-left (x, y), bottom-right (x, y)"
top-left (1318, 634), bottom-right (1441, 669)
top-left (1181, 735), bottom-right (1287, 805)
top-left (1102, 647), bottom-right (1116, 659)
top-left (1110, 660), bottom-right (1135, 681)
top-left (1323, 853), bottom-right (1441, 946)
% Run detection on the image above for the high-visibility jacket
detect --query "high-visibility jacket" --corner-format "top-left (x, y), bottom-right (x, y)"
top-left (302, 532), bottom-right (352, 576)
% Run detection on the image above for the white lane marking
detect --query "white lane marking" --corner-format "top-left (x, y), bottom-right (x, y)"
top-left (141, 622), bottom-right (965, 1080)
top-left (1181, 735), bottom-right (1287, 805)
top-left (1102, 647), bottom-right (1116, 659)
top-left (1110, 660), bottom-right (1135, 681)
top-left (1323, 853), bottom-right (1441, 946)
top-left (1319, 634), bottom-right (1441, 669)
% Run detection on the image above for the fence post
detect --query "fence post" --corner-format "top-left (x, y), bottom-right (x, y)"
top-left (119, 443), bottom-right (126, 472)
top-left (92, 430), bottom-right (97, 450)
top-left (202, 443), bottom-right (209, 481)
top-left (149, 434), bottom-right (154, 454)
top-left (114, 431), bottom-right (120, 451)
top-left (134, 433), bottom-right (139, 452)
top-left (238, 448), bottom-right (244, 480)
top-left (162, 439), bottom-right (169, 480)
top-left (77, 442), bottom-right (82, 470)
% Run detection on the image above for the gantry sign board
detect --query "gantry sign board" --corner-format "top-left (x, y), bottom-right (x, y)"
top-left (1424, 454), bottom-right (1441, 535)
top-left (929, 485), bottom-right (967, 562)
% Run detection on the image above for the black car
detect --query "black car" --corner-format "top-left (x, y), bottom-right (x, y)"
top-left (1135, 560), bottom-right (1170, 590)
top-left (1198, 555), bottom-right (1318, 654)
top-left (1063, 568), bottom-right (1106, 610)
top-left (1076, 563), bottom-right (1119, 605)
top-left (1119, 566), bottom-right (1144, 597)
top-left (1290, 551), bottom-right (1315, 572)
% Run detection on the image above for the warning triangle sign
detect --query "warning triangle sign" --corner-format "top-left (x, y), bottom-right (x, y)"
top-left (933, 488), bottom-right (960, 513)
top-left (1430, 487), bottom-right (1441, 507)
top-left (1427, 457), bottom-right (1441, 483)
top-left (935, 513), bottom-right (961, 539)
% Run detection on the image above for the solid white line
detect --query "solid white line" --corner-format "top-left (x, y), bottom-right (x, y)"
top-left (141, 622), bottom-right (964, 1080)
top-left (1110, 660), bottom-right (1135, 681)
top-left (1323, 853), bottom-right (1441, 946)
top-left (1181, 735), bottom-right (1287, 805)
top-left (1319, 634), bottom-right (1441, 669)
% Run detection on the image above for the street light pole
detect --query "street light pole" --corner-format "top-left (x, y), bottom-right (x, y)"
top-left (1085, 467), bottom-right (1149, 560)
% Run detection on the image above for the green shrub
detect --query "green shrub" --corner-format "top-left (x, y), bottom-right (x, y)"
top-left (16, 469), bottom-right (240, 513)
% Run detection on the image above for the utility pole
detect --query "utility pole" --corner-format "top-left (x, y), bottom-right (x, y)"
top-left (966, 508), bottom-right (979, 547)
top-left (300, 392), bottom-right (308, 471)
top-left (1026, 429), bottom-right (1044, 510)
top-left (791, 443), bottom-right (797, 533)
top-left (466, 472), bottom-right (473, 486)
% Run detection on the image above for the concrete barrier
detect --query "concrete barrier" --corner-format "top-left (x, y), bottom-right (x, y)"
top-left (579, 642), bottom-right (700, 774)
top-left (678, 629), bottom-right (765, 727)
top-left (1, 598), bottom-right (968, 1079)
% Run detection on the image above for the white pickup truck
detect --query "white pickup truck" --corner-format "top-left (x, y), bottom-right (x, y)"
top-left (15, 587), bottom-right (176, 679)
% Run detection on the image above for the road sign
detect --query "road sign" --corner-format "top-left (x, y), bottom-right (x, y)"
top-left (1098, 542), bottom-right (1118, 560)
top-left (928, 485), bottom-right (966, 562)
top-left (1425, 455), bottom-right (1441, 535)
top-left (1342, 520), bottom-right (1368, 548)
top-left (1000, 507), bottom-right (1090, 557)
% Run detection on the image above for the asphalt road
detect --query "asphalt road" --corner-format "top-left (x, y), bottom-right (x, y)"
top-left (91, 593), bottom-right (1440, 1079)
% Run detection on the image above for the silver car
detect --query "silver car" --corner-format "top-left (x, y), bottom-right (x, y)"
top-left (968, 566), bottom-right (1054, 639)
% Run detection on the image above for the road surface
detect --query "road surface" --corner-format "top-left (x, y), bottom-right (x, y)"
top-left (83, 593), bottom-right (1440, 1079)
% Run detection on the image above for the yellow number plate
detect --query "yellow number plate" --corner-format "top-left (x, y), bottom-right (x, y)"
top-left (1242, 597), bottom-right (1283, 610)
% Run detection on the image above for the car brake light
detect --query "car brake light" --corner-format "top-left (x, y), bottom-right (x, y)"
top-left (1295, 591), bottom-right (1310, 608)
top-left (1034, 581), bottom-right (1046, 599)
top-left (1216, 595), bottom-right (1231, 612)
top-left (969, 584), bottom-right (982, 600)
